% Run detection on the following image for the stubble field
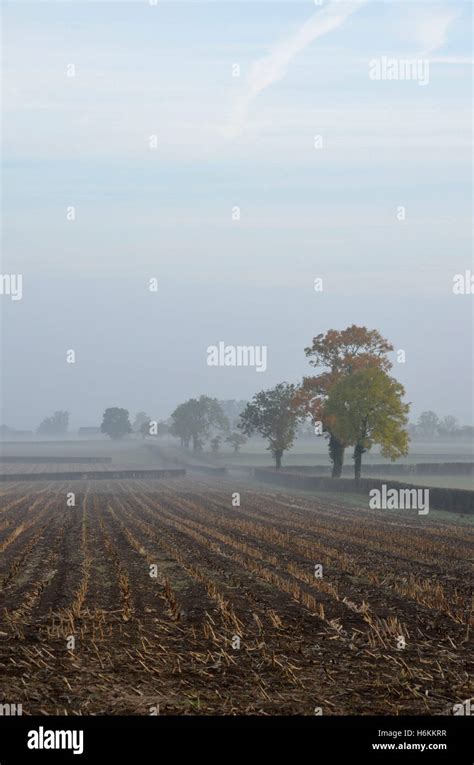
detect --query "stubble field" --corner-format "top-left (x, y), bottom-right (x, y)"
top-left (0, 476), bottom-right (472, 715)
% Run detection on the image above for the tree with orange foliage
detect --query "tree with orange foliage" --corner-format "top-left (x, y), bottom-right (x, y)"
top-left (294, 326), bottom-right (394, 477)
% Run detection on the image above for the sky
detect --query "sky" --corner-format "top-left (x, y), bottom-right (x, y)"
top-left (1, 0), bottom-right (472, 430)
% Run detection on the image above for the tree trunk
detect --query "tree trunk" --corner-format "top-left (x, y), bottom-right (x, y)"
top-left (354, 443), bottom-right (363, 481)
top-left (275, 449), bottom-right (283, 470)
top-left (329, 434), bottom-right (344, 478)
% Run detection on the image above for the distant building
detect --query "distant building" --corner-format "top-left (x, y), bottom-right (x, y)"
top-left (0, 429), bottom-right (34, 440)
top-left (78, 427), bottom-right (101, 437)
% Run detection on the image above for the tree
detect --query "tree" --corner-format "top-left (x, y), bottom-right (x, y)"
top-left (325, 368), bottom-right (409, 480)
top-left (37, 411), bottom-right (69, 436)
top-left (239, 383), bottom-right (298, 469)
top-left (226, 432), bottom-right (247, 454)
top-left (139, 419), bottom-right (152, 438)
top-left (169, 403), bottom-right (192, 448)
top-left (132, 411), bottom-right (150, 433)
top-left (170, 396), bottom-right (229, 452)
top-left (294, 376), bottom-right (351, 478)
top-left (295, 326), bottom-right (394, 477)
top-left (304, 326), bottom-right (393, 375)
top-left (438, 415), bottom-right (459, 438)
top-left (156, 421), bottom-right (170, 436)
top-left (218, 400), bottom-right (249, 429)
top-left (417, 411), bottom-right (440, 440)
top-left (100, 408), bottom-right (132, 440)
top-left (210, 436), bottom-right (221, 455)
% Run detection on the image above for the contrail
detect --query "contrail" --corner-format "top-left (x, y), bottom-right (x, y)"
top-left (227, 0), bottom-right (368, 138)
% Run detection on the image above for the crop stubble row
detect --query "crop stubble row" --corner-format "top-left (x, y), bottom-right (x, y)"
top-left (0, 476), bottom-right (472, 715)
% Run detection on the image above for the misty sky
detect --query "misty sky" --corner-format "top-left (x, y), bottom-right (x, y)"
top-left (1, 0), bottom-right (472, 430)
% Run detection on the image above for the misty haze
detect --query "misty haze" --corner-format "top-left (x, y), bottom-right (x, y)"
top-left (0, 0), bottom-right (472, 756)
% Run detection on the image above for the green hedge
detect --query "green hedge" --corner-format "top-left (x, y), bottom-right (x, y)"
top-left (253, 469), bottom-right (473, 515)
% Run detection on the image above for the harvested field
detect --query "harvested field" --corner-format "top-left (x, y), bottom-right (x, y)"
top-left (0, 475), bottom-right (472, 715)
top-left (0, 457), bottom-right (113, 464)
top-left (0, 469), bottom-right (186, 483)
top-left (0, 463), bottom-right (170, 476)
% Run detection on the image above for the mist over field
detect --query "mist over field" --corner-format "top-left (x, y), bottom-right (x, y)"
top-left (1, 0), bottom-right (472, 432)
top-left (0, 0), bottom-right (472, 750)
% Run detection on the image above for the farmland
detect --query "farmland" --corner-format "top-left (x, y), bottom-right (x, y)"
top-left (0, 474), bottom-right (472, 715)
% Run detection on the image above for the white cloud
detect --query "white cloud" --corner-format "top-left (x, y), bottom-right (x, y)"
top-left (392, 3), bottom-right (462, 57)
top-left (414, 5), bottom-right (461, 56)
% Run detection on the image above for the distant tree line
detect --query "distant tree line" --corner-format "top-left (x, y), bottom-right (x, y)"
top-left (37, 411), bottom-right (69, 436)
top-left (164, 325), bottom-right (411, 479)
top-left (13, 326), bottom-right (470, 480)
top-left (408, 411), bottom-right (473, 441)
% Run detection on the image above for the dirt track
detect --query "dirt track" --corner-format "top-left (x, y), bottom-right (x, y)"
top-left (0, 476), bottom-right (472, 715)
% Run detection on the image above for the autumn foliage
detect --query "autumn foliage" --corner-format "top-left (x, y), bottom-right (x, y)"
top-left (294, 325), bottom-right (406, 478)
